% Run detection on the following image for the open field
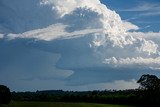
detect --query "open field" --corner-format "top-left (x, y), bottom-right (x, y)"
top-left (2, 101), bottom-right (134, 107)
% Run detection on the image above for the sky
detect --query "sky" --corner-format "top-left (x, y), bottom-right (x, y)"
top-left (0, 0), bottom-right (160, 91)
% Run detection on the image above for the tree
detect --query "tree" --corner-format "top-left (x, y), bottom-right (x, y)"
top-left (0, 85), bottom-right (11, 104)
top-left (137, 74), bottom-right (160, 90)
top-left (137, 74), bottom-right (160, 106)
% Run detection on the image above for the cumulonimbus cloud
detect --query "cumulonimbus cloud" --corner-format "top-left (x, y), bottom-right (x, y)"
top-left (0, 0), bottom-right (160, 91)
top-left (0, 0), bottom-right (160, 69)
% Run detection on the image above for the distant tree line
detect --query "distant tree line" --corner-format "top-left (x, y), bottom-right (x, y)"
top-left (12, 89), bottom-right (140, 105)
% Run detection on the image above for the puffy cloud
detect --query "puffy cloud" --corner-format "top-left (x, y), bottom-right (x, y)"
top-left (128, 32), bottom-right (160, 53)
top-left (104, 57), bottom-right (160, 69)
top-left (40, 0), bottom-right (103, 17)
top-left (129, 32), bottom-right (160, 43)
top-left (135, 39), bottom-right (158, 55)
top-left (0, 0), bottom-right (126, 37)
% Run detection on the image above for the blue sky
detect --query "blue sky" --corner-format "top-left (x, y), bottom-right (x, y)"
top-left (0, 0), bottom-right (160, 91)
top-left (101, 0), bottom-right (160, 32)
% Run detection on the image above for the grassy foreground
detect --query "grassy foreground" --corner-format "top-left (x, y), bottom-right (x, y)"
top-left (3, 101), bottom-right (134, 107)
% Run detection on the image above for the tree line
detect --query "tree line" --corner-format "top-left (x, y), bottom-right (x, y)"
top-left (1, 74), bottom-right (160, 106)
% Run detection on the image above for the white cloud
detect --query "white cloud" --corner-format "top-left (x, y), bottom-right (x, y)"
top-left (0, 0), bottom-right (126, 36)
top-left (6, 24), bottom-right (103, 41)
top-left (0, 34), bottom-right (4, 38)
top-left (0, 0), bottom-right (160, 91)
top-left (128, 32), bottom-right (160, 45)
top-left (104, 57), bottom-right (160, 68)
top-left (6, 24), bottom-right (67, 41)
top-left (129, 31), bottom-right (160, 38)
top-left (120, 2), bottom-right (160, 12)
top-left (136, 39), bottom-right (158, 55)
top-left (141, 11), bottom-right (160, 16)
top-left (40, 0), bottom-right (103, 17)
top-left (3, 0), bottom-right (159, 70)
top-left (123, 21), bottom-right (139, 31)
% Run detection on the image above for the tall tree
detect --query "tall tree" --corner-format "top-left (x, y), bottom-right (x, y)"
top-left (0, 85), bottom-right (11, 104)
top-left (137, 74), bottom-right (160, 106)
top-left (137, 74), bottom-right (160, 90)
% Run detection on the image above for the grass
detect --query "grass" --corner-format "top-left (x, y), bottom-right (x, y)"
top-left (2, 101), bottom-right (134, 107)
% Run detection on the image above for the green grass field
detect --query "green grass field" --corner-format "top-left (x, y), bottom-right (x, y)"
top-left (2, 101), bottom-right (134, 107)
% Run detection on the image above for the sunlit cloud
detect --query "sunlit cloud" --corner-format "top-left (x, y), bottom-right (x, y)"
top-left (0, 0), bottom-right (160, 91)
